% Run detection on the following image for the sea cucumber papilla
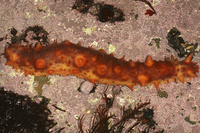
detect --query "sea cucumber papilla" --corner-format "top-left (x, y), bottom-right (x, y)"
top-left (5, 40), bottom-right (199, 90)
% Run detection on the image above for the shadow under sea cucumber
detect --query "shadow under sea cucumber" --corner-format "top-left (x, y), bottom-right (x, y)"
top-left (4, 40), bottom-right (199, 90)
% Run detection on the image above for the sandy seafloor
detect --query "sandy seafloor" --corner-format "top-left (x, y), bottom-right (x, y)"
top-left (0, 0), bottom-right (200, 132)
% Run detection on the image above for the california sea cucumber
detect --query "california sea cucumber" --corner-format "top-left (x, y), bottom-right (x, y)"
top-left (5, 40), bottom-right (199, 90)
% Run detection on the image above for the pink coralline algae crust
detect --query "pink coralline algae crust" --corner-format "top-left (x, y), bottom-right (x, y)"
top-left (5, 40), bottom-right (199, 90)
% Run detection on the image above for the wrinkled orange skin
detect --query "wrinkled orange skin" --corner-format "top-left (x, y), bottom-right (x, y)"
top-left (5, 41), bottom-right (199, 90)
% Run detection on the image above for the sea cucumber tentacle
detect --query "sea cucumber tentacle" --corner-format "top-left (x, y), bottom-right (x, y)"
top-left (4, 40), bottom-right (199, 91)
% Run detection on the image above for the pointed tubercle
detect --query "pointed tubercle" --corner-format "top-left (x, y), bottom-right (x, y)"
top-left (26, 44), bottom-right (30, 49)
top-left (153, 80), bottom-right (160, 90)
top-left (171, 55), bottom-right (174, 61)
top-left (187, 69), bottom-right (197, 77)
top-left (77, 41), bottom-right (81, 46)
top-left (178, 76), bottom-right (185, 83)
top-left (89, 78), bottom-right (97, 84)
top-left (88, 46), bottom-right (93, 49)
top-left (98, 49), bottom-right (106, 53)
top-left (34, 42), bottom-right (42, 51)
top-left (127, 84), bottom-right (134, 91)
top-left (120, 56), bottom-right (125, 61)
top-left (145, 55), bottom-right (154, 67)
top-left (53, 39), bottom-right (58, 45)
top-left (129, 60), bottom-right (136, 67)
top-left (109, 53), bottom-right (114, 57)
top-left (184, 53), bottom-right (193, 64)
top-left (63, 40), bottom-right (72, 45)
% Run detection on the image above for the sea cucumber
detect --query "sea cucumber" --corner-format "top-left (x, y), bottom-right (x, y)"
top-left (5, 41), bottom-right (199, 90)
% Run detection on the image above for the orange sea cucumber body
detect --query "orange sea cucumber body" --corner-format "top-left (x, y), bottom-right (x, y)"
top-left (5, 40), bottom-right (199, 90)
